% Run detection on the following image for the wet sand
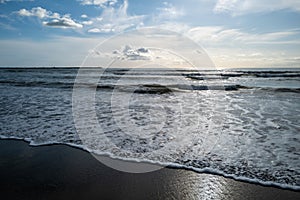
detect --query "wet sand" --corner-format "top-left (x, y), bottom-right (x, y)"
top-left (0, 139), bottom-right (299, 200)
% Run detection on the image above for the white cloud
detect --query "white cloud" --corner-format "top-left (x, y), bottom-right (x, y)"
top-left (88, 28), bottom-right (101, 33)
top-left (186, 26), bottom-right (299, 44)
top-left (183, 25), bottom-right (300, 68)
top-left (86, 0), bottom-right (144, 33)
top-left (16, 7), bottom-right (83, 29)
top-left (154, 23), bottom-right (189, 34)
top-left (88, 24), bottom-right (116, 33)
top-left (17, 8), bottom-right (32, 16)
top-left (82, 20), bottom-right (93, 25)
top-left (154, 23), bottom-right (300, 47)
top-left (112, 45), bottom-right (152, 61)
top-left (17, 7), bottom-right (50, 18)
top-left (187, 26), bottom-right (223, 42)
top-left (214, 0), bottom-right (300, 15)
top-left (80, 0), bottom-right (117, 7)
top-left (156, 2), bottom-right (184, 20)
top-left (1, 0), bottom-right (33, 3)
top-left (81, 14), bottom-right (88, 18)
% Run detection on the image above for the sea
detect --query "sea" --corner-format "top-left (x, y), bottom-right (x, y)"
top-left (0, 67), bottom-right (299, 190)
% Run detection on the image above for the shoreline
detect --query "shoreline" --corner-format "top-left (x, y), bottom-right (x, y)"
top-left (0, 139), bottom-right (299, 200)
top-left (1, 137), bottom-right (299, 191)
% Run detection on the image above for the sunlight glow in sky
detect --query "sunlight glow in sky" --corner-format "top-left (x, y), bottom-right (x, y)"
top-left (0, 0), bottom-right (300, 68)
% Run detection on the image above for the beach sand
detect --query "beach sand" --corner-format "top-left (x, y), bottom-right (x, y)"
top-left (0, 139), bottom-right (299, 200)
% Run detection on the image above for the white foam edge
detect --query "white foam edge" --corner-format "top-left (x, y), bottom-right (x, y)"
top-left (0, 135), bottom-right (299, 191)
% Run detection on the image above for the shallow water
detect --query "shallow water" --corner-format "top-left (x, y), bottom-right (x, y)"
top-left (0, 67), bottom-right (299, 189)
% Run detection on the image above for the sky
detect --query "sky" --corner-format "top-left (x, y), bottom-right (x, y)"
top-left (0, 0), bottom-right (300, 68)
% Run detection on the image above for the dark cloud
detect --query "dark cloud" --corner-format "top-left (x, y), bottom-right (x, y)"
top-left (43, 18), bottom-right (83, 28)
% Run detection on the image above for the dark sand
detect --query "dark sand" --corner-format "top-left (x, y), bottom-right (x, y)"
top-left (0, 139), bottom-right (299, 200)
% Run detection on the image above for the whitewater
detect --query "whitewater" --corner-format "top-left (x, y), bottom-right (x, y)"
top-left (0, 67), bottom-right (299, 190)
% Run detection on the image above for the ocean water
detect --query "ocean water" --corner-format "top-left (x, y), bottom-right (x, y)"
top-left (0, 67), bottom-right (299, 190)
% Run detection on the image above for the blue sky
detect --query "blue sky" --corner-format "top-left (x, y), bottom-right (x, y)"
top-left (0, 0), bottom-right (300, 68)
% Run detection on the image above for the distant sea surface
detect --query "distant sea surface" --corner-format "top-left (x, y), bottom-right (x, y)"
top-left (0, 67), bottom-right (299, 190)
